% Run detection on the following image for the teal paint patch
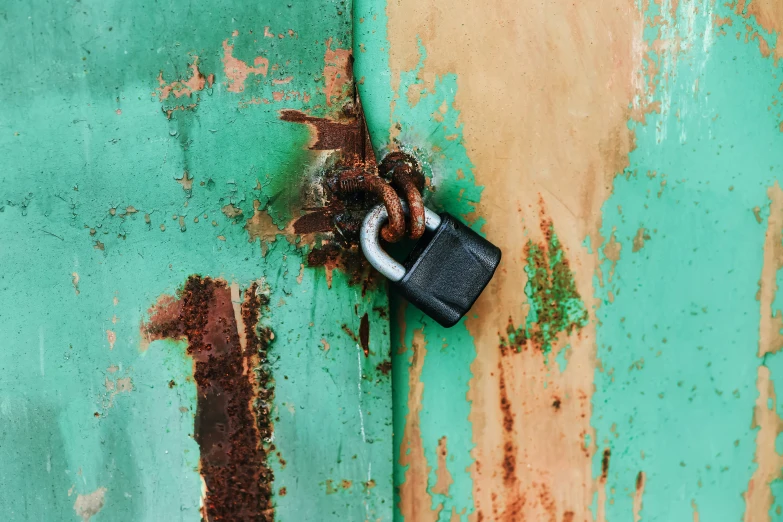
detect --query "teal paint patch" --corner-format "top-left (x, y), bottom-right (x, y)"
top-left (354, 5), bottom-right (482, 519)
top-left (504, 221), bottom-right (588, 355)
top-left (0, 0), bottom-right (391, 520)
top-left (556, 345), bottom-right (572, 374)
top-left (591, 2), bottom-right (783, 520)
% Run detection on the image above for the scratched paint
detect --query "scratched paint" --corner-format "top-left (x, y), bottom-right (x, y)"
top-left (356, 0), bottom-right (783, 520)
top-left (0, 1), bottom-right (391, 520)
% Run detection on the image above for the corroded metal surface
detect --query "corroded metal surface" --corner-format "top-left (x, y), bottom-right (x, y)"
top-left (355, 0), bottom-right (783, 519)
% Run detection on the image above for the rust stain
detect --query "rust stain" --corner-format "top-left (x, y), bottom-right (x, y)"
top-left (359, 312), bottom-right (370, 356)
top-left (306, 243), bottom-right (375, 291)
top-left (503, 204), bottom-right (588, 354)
top-left (398, 329), bottom-right (439, 522)
top-left (221, 203), bottom-right (244, 221)
top-left (280, 110), bottom-right (364, 154)
top-left (431, 436), bottom-right (454, 497)
top-left (142, 276), bottom-right (275, 521)
top-left (223, 36), bottom-right (269, 93)
top-left (633, 471), bottom-right (646, 522)
top-left (376, 359), bottom-right (392, 375)
top-left (157, 57), bottom-right (214, 101)
top-left (323, 37), bottom-right (352, 106)
top-left (596, 448), bottom-right (611, 522)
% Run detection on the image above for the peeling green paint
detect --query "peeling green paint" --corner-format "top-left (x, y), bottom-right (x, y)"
top-left (0, 1), bottom-right (391, 520)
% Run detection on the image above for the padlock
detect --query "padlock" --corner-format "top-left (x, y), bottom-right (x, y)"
top-left (360, 201), bottom-right (501, 327)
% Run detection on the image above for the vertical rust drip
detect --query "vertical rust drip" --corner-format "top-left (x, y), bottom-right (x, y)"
top-left (143, 276), bottom-right (275, 522)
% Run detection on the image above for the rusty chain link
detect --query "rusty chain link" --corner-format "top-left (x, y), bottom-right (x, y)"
top-left (336, 152), bottom-right (426, 244)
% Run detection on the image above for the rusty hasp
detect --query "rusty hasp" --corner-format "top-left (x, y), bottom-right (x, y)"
top-left (379, 151), bottom-right (426, 240)
top-left (333, 169), bottom-right (407, 243)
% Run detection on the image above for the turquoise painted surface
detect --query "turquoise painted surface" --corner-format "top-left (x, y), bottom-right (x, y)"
top-left (0, 1), bottom-right (392, 520)
top-left (593, 2), bottom-right (783, 520)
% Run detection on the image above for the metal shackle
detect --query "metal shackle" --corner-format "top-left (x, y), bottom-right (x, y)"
top-left (360, 201), bottom-right (442, 282)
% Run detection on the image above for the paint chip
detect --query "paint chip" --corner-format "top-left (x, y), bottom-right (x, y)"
top-left (73, 487), bottom-right (107, 521)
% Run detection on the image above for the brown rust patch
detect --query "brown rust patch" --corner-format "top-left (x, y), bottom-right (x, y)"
top-left (600, 448), bottom-right (610, 479)
top-left (502, 205), bottom-right (588, 355)
top-left (493, 346), bottom-right (526, 520)
top-left (633, 471), bottom-right (646, 522)
top-left (596, 447), bottom-right (611, 522)
top-left (280, 109), bottom-right (366, 154)
top-left (359, 312), bottom-right (370, 356)
top-left (142, 276), bottom-right (275, 521)
top-left (306, 243), bottom-right (376, 291)
top-left (376, 359), bottom-right (392, 376)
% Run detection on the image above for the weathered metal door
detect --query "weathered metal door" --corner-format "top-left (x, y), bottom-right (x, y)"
top-left (354, 0), bottom-right (783, 521)
top-left (6, 0), bottom-right (783, 521)
top-left (0, 1), bottom-right (392, 520)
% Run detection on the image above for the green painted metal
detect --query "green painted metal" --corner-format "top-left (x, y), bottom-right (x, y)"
top-left (592, 2), bottom-right (783, 520)
top-left (0, 1), bottom-right (392, 521)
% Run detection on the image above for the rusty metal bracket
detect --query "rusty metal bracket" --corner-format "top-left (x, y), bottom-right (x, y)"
top-left (379, 152), bottom-right (426, 240)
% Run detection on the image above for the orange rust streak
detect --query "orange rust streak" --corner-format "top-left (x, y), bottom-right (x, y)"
top-left (398, 329), bottom-right (440, 522)
top-left (222, 38), bottom-right (269, 93)
top-left (633, 471), bottom-right (646, 522)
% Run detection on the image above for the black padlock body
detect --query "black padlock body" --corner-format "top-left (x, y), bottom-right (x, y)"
top-left (396, 213), bottom-right (501, 327)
